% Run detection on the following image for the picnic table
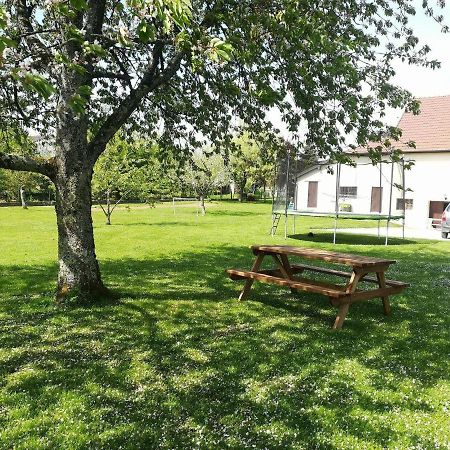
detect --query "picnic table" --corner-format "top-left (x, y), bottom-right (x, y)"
top-left (227, 245), bottom-right (409, 329)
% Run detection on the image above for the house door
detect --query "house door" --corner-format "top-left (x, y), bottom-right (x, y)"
top-left (370, 187), bottom-right (383, 212)
top-left (307, 181), bottom-right (318, 208)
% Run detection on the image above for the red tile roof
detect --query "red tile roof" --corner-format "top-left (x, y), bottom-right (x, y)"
top-left (352, 95), bottom-right (450, 154)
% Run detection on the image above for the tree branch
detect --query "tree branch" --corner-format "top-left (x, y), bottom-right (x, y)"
top-left (88, 43), bottom-right (185, 162)
top-left (16, 0), bottom-right (49, 54)
top-left (85, 0), bottom-right (107, 41)
top-left (109, 48), bottom-right (134, 90)
top-left (90, 71), bottom-right (132, 81)
top-left (0, 152), bottom-right (56, 179)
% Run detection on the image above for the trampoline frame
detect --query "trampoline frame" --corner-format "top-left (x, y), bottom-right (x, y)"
top-left (271, 154), bottom-right (406, 245)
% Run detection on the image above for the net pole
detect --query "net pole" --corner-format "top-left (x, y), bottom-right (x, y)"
top-left (333, 163), bottom-right (341, 244)
top-left (284, 213), bottom-right (288, 239)
top-left (378, 163), bottom-right (382, 238)
top-left (402, 159), bottom-right (406, 240)
top-left (284, 148), bottom-right (291, 240)
top-left (173, 197), bottom-right (175, 215)
top-left (270, 162), bottom-right (278, 236)
top-left (386, 159), bottom-right (394, 246)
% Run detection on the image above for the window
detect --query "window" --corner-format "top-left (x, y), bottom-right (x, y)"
top-left (397, 198), bottom-right (413, 210)
top-left (339, 186), bottom-right (357, 198)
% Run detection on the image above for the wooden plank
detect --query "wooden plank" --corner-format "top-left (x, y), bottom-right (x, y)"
top-left (345, 270), bottom-right (363, 294)
top-left (238, 254), bottom-right (264, 301)
top-left (291, 263), bottom-right (409, 287)
top-left (344, 285), bottom-right (406, 303)
top-left (291, 263), bottom-right (350, 278)
top-left (252, 245), bottom-right (396, 268)
top-left (333, 303), bottom-right (350, 330)
top-left (377, 271), bottom-right (391, 316)
top-left (229, 265), bottom-right (408, 289)
top-left (270, 254), bottom-right (291, 280)
top-left (226, 269), bottom-right (346, 298)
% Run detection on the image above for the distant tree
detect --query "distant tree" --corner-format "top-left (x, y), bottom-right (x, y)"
top-left (93, 134), bottom-right (183, 224)
top-left (229, 132), bottom-right (282, 201)
top-left (92, 134), bottom-right (148, 225)
top-left (183, 151), bottom-right (228, 214)
top-left (0, 129), bottom-right (49, 206)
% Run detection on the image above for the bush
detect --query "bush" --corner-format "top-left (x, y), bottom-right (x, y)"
top-left (339, 203), bottom-right (352, 212)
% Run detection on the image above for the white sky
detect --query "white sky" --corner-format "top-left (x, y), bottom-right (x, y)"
top-left (268, 1), bottom-right (450, 139)
top-left (388, 2), bottom-right (450, 122)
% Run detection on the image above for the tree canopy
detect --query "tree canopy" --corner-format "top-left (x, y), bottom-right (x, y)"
top-left (0, 0), bottom-right (446, 162)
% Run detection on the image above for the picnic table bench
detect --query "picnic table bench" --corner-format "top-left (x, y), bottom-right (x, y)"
top-left (226, 245), bottom-right (409, 329)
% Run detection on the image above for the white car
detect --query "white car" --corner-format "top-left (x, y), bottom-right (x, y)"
top-left (442, 203), bottom-right (450, 239)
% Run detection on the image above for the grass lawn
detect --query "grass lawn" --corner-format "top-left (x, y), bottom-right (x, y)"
top-left (0, 201), bottom-right (449, 449)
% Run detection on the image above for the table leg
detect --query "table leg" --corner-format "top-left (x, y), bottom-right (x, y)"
top-left (273, 254), bottom-right (297, 294)
top-left (345, 270), bottom-right (363, 294)
top-left (238, 253), bottom-right (265, 301)
top-left (333, 303), bottom-right (350, 330)
top-left (333, 269), bottom-right (363, 329)
top-left (376, 271), bottom-right (391, 315)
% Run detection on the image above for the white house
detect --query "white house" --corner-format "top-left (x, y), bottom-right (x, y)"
top-left (295, 95), bottom-right (450, 228)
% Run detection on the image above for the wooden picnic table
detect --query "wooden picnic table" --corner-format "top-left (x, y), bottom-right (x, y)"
top-left (227, 245), bottom-right (409, 329)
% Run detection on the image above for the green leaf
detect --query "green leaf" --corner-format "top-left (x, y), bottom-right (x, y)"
top-left (69, 0), bottom-right (88, 11)
top-left (0, 36), bottom-right (16, 53)
top-left (137, 21), bottom-right (156, 44)
top-left (21, 74), bottom-right (56, 100)
top-left (68, 93), bottom-right (87, 115)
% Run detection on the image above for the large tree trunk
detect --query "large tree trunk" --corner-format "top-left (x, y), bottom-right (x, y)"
top-left (53, 54), bottom-right (110, 302)
top-left (55, 163), bottom-right (108, 302)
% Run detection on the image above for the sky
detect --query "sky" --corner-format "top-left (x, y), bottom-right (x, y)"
top-left (269, 1), bottom-right (450, 139)
top-left (389, 2), bottom-right (450, 122)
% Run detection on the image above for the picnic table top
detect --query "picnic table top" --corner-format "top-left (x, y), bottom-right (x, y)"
top-left (251, 245), bottom-right (396, 268)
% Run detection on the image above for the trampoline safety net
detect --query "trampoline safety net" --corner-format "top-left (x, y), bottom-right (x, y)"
top-left (273, 149), bottom-right (303, 214)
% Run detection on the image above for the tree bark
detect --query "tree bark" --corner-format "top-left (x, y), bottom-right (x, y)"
top-left (106, 189), bottom-right (111, 225)
top-left (200, 195), bottom-right (206, 215)
top-left (19, 186), bottom-right (28, 209)
top-left (54, 162), bottom-right (108, 302)
top-left (54, 59), bottom-right (109, 301)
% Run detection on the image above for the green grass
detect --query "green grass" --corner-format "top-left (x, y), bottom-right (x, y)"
top-left (0, 202), bottom-right (449, 449)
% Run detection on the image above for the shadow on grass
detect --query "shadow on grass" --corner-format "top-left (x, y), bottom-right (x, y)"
top-left (96, 221), bottom-right (204, 228)
top-left (207, 209), bottom-right (267, 217)
top-left (0, 245), bottom-right (448, 448)
top-left (289, 232), bottom-right (417, 246)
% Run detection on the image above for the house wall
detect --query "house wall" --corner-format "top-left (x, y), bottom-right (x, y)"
top-left (295, 152), bottom-right (450, 228)
top-left (401, 152), bottom-right (450, 227)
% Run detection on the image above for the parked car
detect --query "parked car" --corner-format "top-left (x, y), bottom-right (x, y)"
top-left (442, 203), bottom-right (450, 239)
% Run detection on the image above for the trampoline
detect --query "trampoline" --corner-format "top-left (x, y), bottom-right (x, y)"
top-left (270, 149), bottom-right (407, 245)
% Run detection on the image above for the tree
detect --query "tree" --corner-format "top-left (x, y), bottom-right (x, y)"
top-left (182, 151), bottom-right (227, 214)
top-left (93, 133), bottom-right (149, 225)
top-left (93, 133), bottom-right (182, 224)
top-left (229, 132), bottom-right (281, 201)
top-left (0, 1), bottom-right (445, 302)
top-left (229, 134), bottom-right (259, 201)
top-left (0, 128), bottom-right (50, 206)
